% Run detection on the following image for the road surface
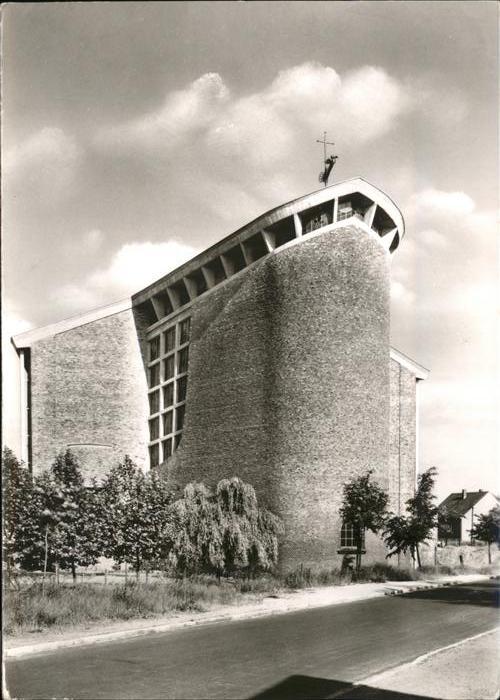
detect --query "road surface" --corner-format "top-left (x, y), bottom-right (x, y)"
top-left (6, 580), bottom-right (499, 699)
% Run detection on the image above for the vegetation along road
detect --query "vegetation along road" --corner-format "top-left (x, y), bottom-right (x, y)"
top-left (6, 580), bottom-right (499, 700)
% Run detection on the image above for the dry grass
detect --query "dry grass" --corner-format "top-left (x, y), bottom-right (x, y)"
top-left (4, 561), bottom-right (457, 635)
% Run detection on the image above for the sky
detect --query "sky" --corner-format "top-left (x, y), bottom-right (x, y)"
top-left (2, 1), bottom-right (498, 500)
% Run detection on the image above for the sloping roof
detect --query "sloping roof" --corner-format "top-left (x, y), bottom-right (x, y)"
top-left (438, 491), bottom-right (494, 517)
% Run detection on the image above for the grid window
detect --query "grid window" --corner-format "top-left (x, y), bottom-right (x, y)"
top-left (340, 523), bottom-right (365, 549)
top-left (149, 443), bottom-right (159, 468)
top-left (177, 376), bottom-right (188, 403)
top-left (164, 355), bottom-right (175, 380)
top-left (163, 382), bottom-right (174, 408)
top-left (149, 390), bottom-right (160, 414)
top-left (149, 417), bottom-right (160, 441)
top-left (180, 318), bottom-right (191, 345)
top-left (178, 347), bottom-right (189, 374)
top-left (162, 439), bottom-right (172, 461)
top-left (175, 404), bottom-right (185, 432)
top-left (149, 363), bottom-right (160, 388)
top-left (150, 336), bottom-right (160, 362)
top-left (148, 316), bottom-right (190, 467)
top-left (163, 410), bottom-right (173, 436)
top-left (164, 327), bottom-right (176, 354)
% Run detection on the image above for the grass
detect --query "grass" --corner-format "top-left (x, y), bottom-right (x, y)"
top-left (3, 561), bottom-right (464, 636)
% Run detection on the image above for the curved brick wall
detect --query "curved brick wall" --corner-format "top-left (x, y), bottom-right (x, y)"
top-left (164, 223), bottom-right (390, 569)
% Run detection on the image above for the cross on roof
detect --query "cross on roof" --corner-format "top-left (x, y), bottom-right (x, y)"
top-left (316, 132), bottom-right (338, 187)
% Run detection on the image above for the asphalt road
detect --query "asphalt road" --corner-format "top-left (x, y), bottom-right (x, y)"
top-left (6, 581), bottom-right (499, 700)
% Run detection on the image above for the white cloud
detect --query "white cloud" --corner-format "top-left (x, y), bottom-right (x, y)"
top-left (409, 188), bottom-right (476, 219)
top-left (390, 279), bottom-right (415, 305)
top-left (97, 73), bottom-right (229, 150)
top-left (97, 63), bottom-right (412, 170)
top-left (3, 127), bottom-right (82, 199)
top-left (54, 240), bottom-right (199, 313)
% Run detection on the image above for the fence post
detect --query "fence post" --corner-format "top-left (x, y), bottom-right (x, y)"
top-left (55, 562), bottom-right (60, 585)
top-left (104, 569), bottom-right (107, 586)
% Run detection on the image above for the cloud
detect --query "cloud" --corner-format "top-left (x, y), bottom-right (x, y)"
top-left (97, 63), bottom-right (411, 167)
top-left (54, 240), bottom-right (199, 314)
top-left (3, 127), bottom-right (82, 200)
top-left (97, 73), bottom-right (229, 151)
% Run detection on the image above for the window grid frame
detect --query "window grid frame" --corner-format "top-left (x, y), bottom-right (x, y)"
top-left (147, 316), bottom-right (190, 467)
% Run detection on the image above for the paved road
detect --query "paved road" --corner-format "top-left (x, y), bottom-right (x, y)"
top-left (6, 581), bottom-right (499, 700)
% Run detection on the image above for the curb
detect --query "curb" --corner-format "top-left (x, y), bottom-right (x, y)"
top-left (384, 579), bottom-right (469, 597)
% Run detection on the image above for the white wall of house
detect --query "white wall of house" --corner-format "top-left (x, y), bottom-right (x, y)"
top-left (461, 492), bottom-right (498, 542)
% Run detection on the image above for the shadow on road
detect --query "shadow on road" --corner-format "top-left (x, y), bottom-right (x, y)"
top-left (248, 674), bottom-right (440, 699)
top-left (402, 582), bottom-right (499, 608)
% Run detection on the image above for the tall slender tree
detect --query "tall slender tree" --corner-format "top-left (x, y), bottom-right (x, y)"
top-left (339, 470), bottom-right (389, 572)
top-left (384, 467), bottom-right (439, 568)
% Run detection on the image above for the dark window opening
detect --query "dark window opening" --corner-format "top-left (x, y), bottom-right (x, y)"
top-left (149, 336), bottom-right (160, 362)
top-left (242, 233), bottom-right (268, 263)
top-left (149, 390), bottom-right (160, 414)
top-left (186, 269), bottom-right (208, 297)
top-left (204, 257), bottom-right (227, 286)
top-left (179, 318), bottom-right (191, 345)
top-left (163, 382), bottom-right (174, 408)
top-left (168, 280), bottom-right (190, 308)
top-left (149, 444), bottom-right (159, 468)
top-left (301, 203), bottom-right (332, 233)
top-left (149, 417), bottom-right (160, 441)
top-left (223, 245), bottom-right (246, 275)
top-left (268, 217), bottom-right (295, 248)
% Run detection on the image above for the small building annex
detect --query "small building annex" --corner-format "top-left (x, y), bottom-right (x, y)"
top-left (10, 177), bottom-right (429, 569)
top-left (438, 489), bottom-right (499, 545)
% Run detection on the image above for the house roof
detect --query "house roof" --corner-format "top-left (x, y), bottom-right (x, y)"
top-left (438, 491), bottom-right (495, 517)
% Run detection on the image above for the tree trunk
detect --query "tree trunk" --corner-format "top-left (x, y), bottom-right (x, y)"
top-left (42, 524), bottom-right (49, 594)
top-left (416, 543), bottom-right (422, 569)
top-left (135, 555), bottom-right (140, 581)
top-left (488, 542), bottom-right (491, 564)
top-left (71, 558), bottom-right (76, 583)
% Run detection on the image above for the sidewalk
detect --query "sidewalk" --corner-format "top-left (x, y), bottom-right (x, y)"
top-left (4, 573), bottom-right (491, 659)
top-left (350, 627), bottom-right (500, 699)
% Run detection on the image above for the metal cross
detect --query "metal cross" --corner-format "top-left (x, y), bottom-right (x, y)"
top-left (316, 132), bottom-right (336, 162)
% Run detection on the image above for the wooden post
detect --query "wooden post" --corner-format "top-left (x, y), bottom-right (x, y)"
top-left (104, 569), bottom-right (107, 586)
top-left (42, 524), bottom-right (49, 595)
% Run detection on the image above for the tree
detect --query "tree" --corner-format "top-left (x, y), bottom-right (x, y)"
top-left (101, 457), bottom-right (173, 577)
top-left (166, 477), bottom-right (284, 578)
top-left (2, 447), bottom-right (39, 573)
top-left (470, 507), bottom-right (500, 564)
top-left (43, 450), bottom-right (104, 581)
top-left (215, 477), bottom-right (284, 578)
top-left (167, 482), bottom-right (223, 576)
top-left (384, 467), bottom-right (439, 568)
top-left (339, 470), bottom-right (389, 572)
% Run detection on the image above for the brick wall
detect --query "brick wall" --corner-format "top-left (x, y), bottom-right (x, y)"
top-left (30, 309), bottom-right (149, 480)
top-left (162, 224), bottom-right (392, 569)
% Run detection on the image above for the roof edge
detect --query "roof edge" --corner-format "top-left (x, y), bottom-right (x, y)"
top-left (12, 298), bottom-right (132, 348)
top-left (390, 347), bottom-right (429, 380)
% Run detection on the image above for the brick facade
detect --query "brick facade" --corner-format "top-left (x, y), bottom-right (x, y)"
top-left (29, 309), bottom-right (149, 480)
top-left (162, 225), bottom-right (395, 568)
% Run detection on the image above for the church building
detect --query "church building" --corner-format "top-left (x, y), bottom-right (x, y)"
top-left (11, 177), bottom-right (428, 568)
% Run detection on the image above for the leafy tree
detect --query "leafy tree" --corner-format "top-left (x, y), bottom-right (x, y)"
top-left (2, 447), bottom-right (39, 573)
top-left (384, 467), bottom-right (439, 568)
top-left (470, 506), bottom-right (500, 564)
top-left (339, 470), bottom-right (389, 572)
top-left (101, 457), bottom-right (173, 576)
top-left (437, 505), bottom-right (455, 545)
top-left (42, 450), bottom-right (103, 581)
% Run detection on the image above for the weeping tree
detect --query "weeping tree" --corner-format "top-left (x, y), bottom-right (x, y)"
top-left (215, 477), bottom-right (284, 578)
top-left (166, 477), bottom-right (284, 578)
top-left (340, 470), bottom-right (389, 572)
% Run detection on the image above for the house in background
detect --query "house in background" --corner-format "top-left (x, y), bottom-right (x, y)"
top-left (438, 490), bottom-right (499, 545)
